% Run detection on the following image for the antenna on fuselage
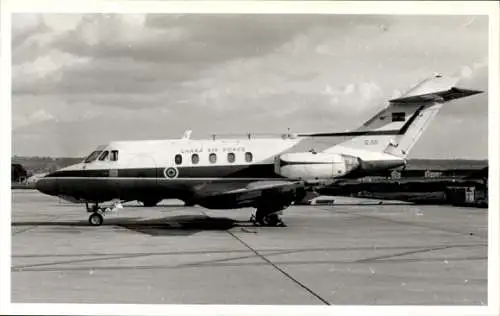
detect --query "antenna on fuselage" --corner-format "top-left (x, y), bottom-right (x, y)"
top-left (182, 129), bottom-right (192, 140)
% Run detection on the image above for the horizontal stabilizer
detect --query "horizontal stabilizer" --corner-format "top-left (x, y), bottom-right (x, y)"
top-left (389, 87), bottom-right (483, 104)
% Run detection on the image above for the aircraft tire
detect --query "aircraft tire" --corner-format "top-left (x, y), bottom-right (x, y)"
top-left (88, 212), bottom-right (104, 226)
top-left (255, 209), bottom-right (280, 226)
top-left (255, 209), bottom-right (265, 225)
top-left (263, 214), bottom-right (280, 226)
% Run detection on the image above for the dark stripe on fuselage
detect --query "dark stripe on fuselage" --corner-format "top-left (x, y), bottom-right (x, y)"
top-left (47, 164), bottom-right (283, 179)
top-left (298, 130), bottom-right (401, 137)
top-left (298, 106), bottom-right (425, 138)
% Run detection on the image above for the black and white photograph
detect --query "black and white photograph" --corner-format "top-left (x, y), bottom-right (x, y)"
top-left (2, 1), bottom-right (499, 315)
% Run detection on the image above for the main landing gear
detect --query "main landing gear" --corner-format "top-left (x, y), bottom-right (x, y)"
top-left (85, 201), bottom-right (123, 226)
top-left (251, 206), bottom-right (286, 227)
top-left (88, 211), bottom-right (104, 226)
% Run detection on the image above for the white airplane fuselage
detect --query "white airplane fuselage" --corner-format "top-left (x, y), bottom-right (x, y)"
top-left (36, 135), bottom-right (404, 208)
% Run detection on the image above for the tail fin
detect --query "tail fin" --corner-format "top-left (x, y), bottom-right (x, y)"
top-left (306, 74), bottom-right (482, 158)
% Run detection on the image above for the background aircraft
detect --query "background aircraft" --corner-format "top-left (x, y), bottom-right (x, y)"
top-left (36, 74), bottom-right (482, 226)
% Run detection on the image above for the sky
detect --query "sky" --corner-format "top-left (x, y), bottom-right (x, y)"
top-left (11, 14), bottom-right (489, 159)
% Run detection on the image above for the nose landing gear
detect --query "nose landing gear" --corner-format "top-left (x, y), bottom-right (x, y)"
top-left (85, 201), bottom-right (122, 226)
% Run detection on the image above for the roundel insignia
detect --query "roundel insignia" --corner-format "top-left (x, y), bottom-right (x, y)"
top-left (164, 167), bottom-right (178, 179)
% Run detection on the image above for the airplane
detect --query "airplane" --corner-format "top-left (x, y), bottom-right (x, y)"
top-left (35, 73), bottom-right (483, 227)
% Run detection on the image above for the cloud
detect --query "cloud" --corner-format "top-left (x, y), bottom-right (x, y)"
top-left (11, 14), bottom-right (489, 158)
top-left (30, 109), bottom-right (55, 122)
top-left (12, 108), bottom-right (56, 131)
top-left (180, 14), bottom-right (487, 116)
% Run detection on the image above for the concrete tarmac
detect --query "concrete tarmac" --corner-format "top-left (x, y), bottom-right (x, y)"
top-left (11, 190), bottom-right (487, 305)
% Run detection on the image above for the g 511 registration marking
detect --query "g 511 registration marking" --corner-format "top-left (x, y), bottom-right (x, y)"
top-left (364, 139), bottom-right (379, 145)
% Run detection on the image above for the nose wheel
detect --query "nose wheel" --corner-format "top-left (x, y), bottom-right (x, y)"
top-left (85, 201), bottom-right (122, 226)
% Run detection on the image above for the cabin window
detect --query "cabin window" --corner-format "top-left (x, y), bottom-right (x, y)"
top-left (98, 151), bottom-right (109, 161)
top-left (110, 150), bottom-right (119, 161)
top-left (227, 152), bottom-right (235, 163)
top-left (192, 153), bottom-right (199, 164)
top-left (209, 153), bottom-right (217, 164)
top-left (84, 151), bottom-right (102, 163)
top-left (245, 152), bottom-right (253, 163)
top-left (175, 154), bottom-right (182, 165)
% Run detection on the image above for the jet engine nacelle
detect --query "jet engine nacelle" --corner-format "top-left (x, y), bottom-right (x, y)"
top-left (274, 152), bottom-right (361, 180)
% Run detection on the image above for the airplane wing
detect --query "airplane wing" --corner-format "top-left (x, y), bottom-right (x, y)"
top-left (58, 195), bottom-right (86, 203)
top-left (195, 180), bottom-right (315, 209)
top-left (214, 180), bottom-right (305, 195)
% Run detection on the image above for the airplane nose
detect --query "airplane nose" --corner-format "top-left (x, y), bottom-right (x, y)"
top-left (36, 177), bottom-right (58, 196)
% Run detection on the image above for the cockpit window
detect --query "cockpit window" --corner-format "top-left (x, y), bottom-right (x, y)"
top-left (84, 151), bottom-right (102, 163)
top-left (110, 150), bottom-right (119, 161)
top-left (98, 151), bottom-right (109, 161)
